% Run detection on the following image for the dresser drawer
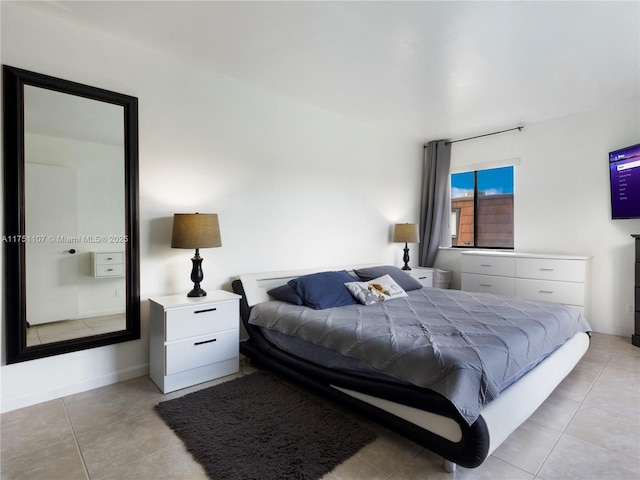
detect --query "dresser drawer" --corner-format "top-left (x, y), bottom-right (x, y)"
top-left (516, 279), bottom-right (585, 306)
top-left (516, 258), bottom-right (585, 282)
top-left (165, 300), bottom-right (238, 342)
top-left (462, 254), bottom-right (515, 277)
top-left (165, 329), bottom-right (238, 375)
top-left (461, 273), bottom-right (515, 296)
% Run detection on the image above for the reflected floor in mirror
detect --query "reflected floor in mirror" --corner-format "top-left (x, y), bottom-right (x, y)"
top-left (26, 314), bottom-right (126, 346)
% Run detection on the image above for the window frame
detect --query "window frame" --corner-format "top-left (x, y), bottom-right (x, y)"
top-left (446, 160), bottom-right (518, 250)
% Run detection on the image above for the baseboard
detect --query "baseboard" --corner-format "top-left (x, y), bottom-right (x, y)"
top-left (1, 363), bottom-right (149, 413)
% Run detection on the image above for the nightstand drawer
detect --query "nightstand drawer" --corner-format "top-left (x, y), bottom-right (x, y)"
top-left (409, 269), bottom-right (433, 288)
top-left (462, 254), bottom-right (515, 277)
top-left (166, 329), bottom-right (239, 375)
top-left (94, 264), bottom-right (124, 277)
top-left (95, 252), bottom-right (124, 265)
top-left (165, 300), bottom-right (237, 342)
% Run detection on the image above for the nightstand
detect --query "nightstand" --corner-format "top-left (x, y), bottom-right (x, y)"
top-left (91, 251), bottom-right (125, 278)
top-left (149, 291), bottom-right (241, 393)
top-left (408, 267), bottom-right (434, 288)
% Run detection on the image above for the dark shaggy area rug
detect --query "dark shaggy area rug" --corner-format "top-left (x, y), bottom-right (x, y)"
top-left (155, 371), bottom-right (376, 480)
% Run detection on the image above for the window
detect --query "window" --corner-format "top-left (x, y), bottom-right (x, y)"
top-left (450, 165), bottom-right (514, 248)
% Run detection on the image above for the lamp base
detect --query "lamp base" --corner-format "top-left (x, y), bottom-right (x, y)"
top-left (187, 285), bottom-right (207, 297)
top-left (187, 249), bottom-right (207, 297)
top-left (402, 244), bottom-right (412, 270)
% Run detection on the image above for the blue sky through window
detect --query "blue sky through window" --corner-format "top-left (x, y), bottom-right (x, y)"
top-left (451, 166), bottom-right (514, 198)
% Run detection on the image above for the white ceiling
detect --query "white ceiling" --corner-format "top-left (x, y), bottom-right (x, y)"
top-left (25, 1), bottom-right (640, 141)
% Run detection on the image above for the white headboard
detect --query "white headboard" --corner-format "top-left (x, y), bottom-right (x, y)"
top-left (238, 264), bottom-right (376, 307)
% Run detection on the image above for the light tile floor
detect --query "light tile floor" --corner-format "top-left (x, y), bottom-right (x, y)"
top-left (1, 332), bottom-right (638, 479)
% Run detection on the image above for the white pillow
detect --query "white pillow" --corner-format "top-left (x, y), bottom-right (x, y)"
top-left (344, 274), bottom-right (408, 305)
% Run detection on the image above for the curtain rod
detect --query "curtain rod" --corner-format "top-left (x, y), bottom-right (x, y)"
top-left (444, 126), bottom-right (524, 146)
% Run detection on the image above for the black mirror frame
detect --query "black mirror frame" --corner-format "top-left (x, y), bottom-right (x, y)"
top-left (3, 65), bottom-right (140, 364)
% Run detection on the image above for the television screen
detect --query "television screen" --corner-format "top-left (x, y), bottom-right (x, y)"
top-left (609, 143), bottom-right (640, 219)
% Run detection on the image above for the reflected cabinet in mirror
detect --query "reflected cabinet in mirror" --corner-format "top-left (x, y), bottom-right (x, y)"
top-left (3, 65), bottom-right (140, 363)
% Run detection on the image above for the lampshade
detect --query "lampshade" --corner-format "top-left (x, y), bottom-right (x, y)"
top-left (171, 213), bottom-right (222, 249)
top-left (393, 223), bottom-right (419, 244)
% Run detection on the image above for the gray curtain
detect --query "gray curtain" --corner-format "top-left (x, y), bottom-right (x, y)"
top-left (419, 140), bottom-right (451, 267)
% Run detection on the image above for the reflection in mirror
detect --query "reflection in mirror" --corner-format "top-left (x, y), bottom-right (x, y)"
top-left (23, 86), bottom-right (127, 346)
top-left (3, 65), bottom-right (140, 363)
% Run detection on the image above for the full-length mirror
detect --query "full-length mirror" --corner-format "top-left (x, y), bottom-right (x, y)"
top-left (3, 65), bottom-right (140, 363)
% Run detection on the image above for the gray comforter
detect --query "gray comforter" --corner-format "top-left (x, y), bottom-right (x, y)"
top-left (249, 288), bottom-right (591, 425)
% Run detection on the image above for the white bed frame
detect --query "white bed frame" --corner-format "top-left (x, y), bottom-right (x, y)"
top-left (238, 267), bottom-right (590, 471)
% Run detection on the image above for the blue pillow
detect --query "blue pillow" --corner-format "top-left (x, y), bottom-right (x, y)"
top-left (354, 265), bottom-right (423, 291)
top-left (267, 284), bottom-right (304, 306)
top-left (288, 270), bottom-right (358, 310)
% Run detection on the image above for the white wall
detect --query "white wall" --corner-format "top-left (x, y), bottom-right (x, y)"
top-left (435, 103), bottom-right (640, 336)
top-left (2, 3), bottom-right (638, 413)
top-left (0, 3), bottom-right (421, 412)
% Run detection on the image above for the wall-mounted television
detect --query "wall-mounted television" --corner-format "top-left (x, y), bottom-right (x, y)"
top-left (609, 143), bottom-right (640, 219)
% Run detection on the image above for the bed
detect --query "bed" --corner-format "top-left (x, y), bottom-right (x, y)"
top-left (232, 265), bottom-right (591, 472)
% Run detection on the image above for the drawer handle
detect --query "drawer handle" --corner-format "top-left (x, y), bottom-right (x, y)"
top-left (194, 307), bottom-right (217, 314)
top-left (194, 338), bottom-right (217, 346)
top-left (418, 276), bottom-right (428, 280)
top-left (480, 264), bottom-right (493, 267)
top-left (480, 283), bottom-right (492, 287)
top-left (106, 268), bottom-right (114, 272)
top-left (539, 268), bottom-right (555, 272)
top-left (106, 257), bottom-right (113, 261)
top-left (539, 290), bottom-right (554, 294)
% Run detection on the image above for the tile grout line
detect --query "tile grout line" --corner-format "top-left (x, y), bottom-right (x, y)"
top-left (66, 404), bottom-right (181, 479)
top-left (531, 346), bottom-right (614, 478)
top-left (447, 343), bottom-right (616, 478)
top-left (387, 448), bottom-right (424, 478)
top-left (61, 396), bottom-right (91, 480)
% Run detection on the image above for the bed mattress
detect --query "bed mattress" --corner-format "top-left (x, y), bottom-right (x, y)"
top-left (249, 287), bottom-right (591, 425)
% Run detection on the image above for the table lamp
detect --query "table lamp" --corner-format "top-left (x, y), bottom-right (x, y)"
top-left (171, 213), bottom-right (221, 297)
top-left (393, 223), bottom-right (419, 271)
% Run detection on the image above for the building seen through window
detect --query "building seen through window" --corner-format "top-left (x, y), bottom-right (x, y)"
top-left (450, 166), bottom-right (514, 248)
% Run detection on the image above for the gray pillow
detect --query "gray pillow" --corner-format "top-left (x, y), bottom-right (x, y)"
top-left (353, 265), bottom-right (423, 291)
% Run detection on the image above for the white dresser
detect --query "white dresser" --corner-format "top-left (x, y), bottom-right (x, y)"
top-left (461, 251), bottom-right (592, 318)
top-left (149, 291), bottom-right (241, 393)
